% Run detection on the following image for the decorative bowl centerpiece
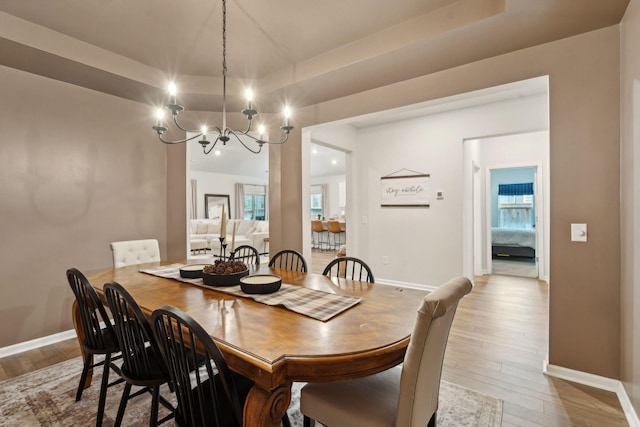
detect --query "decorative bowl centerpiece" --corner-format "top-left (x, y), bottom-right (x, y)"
top-left (179, 264), bottom-right (211, 279)
top-left (240, 274), bottom-right (282, 294)
top-left (202, 260), bottom-right (249, 287)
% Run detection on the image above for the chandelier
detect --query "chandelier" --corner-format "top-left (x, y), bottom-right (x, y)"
top-left (152, 0), bottom-right (293, 154)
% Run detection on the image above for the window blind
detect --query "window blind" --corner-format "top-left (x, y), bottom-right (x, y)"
top-left (498, 182), bottom-right (533, 196)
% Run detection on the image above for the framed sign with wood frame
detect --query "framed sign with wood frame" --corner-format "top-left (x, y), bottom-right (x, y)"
top-left (380, 173), bottom-right (430, 207)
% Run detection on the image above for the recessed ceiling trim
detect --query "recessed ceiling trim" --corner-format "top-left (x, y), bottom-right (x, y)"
top-left (0, 11), bottom-right (164, 89)
top-left (259, 0), bottom-right (506, 92)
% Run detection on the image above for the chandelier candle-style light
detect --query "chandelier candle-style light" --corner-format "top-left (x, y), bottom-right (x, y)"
top-left (152, 0), bottom-right (293, 154)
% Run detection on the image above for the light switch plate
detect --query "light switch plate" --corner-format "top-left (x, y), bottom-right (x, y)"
top-left (571, 223), bottom-right (587, 242)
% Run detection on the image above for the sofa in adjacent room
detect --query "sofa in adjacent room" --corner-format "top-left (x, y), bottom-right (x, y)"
top-left (189, 219), bottom-right (269, 254)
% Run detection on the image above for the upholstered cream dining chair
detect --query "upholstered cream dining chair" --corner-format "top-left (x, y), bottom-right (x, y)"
top-left (300, 276), bottom-right (473, 427)
top-left (110, 239), bottom-right (161, 268)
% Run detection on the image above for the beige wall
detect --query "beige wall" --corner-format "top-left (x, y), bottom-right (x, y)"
top-left (0, 15), bottom-right (624, 386)
top-left (166, 143), bottom-right (187, 261)
top-left (268, 127), bottom-right (304, 256)
top-left (0, 65), bottom-right (168, 347)
top-left (621, 0), bottom-right (640, 412)
top-left (268, 27), bottom-right (621, 378)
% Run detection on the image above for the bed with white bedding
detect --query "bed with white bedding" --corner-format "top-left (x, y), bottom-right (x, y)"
top-left (491, 227), bottom-right (536, 259)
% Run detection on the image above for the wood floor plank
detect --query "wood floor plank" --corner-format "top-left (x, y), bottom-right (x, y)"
top-left (503, 401), bottom-right (576, 427)
top-left (441, 273), bottom-right (627, 426)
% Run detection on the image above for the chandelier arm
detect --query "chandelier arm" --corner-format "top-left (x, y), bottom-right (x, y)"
top-left (226, 127), bottom-right (291, 146)
top-left (208, 126), bottom-right (224, 135)
top-left (269, 132), bottom-right (290, 145)
top-left (171, 114), bottom-right (208, 135)
top-left (202, 136), bottom-right (220, 155)
top-left (241, 117), bottom-right (254, 134)
top-left (158, 132), bottom-right (208, 145)
top-left (227, 130), bottom-right (263, 154)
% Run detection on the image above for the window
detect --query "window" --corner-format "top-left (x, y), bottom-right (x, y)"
top-left (243, 195), bottom-right (265, 220)
top-left (498, 183), bottom-right (534, 229)
top-left (243, 185), bottom-right (266, 220)
top-left (310, 185), bottom-right (323, 218)
top-left (498, 194), bottom-right (533, 207)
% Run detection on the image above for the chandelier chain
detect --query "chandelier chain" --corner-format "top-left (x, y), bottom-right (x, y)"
top-left (221, 0), bottom-right (228, 131)
top-left (222, 0), bottom-right (227, 78)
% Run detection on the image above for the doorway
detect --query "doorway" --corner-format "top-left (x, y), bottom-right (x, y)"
top-left (488, 167), bottom-right (538, 278)
top-left (308, 142), bottom-right (347, 256)
top-left (301, 127), bottom-right (353, 271)
top-left (463, 130), bottom-right (549, 282)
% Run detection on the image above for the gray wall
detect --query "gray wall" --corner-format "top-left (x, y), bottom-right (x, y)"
top-left (0, 65), bottom-right (167, 346)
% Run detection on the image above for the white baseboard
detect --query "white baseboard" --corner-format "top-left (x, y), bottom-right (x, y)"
top-left (375, 278), bottom-right (437, 291)
top-left (0, 329), bottom-right (77, 358)
top-left (544, 361), bottom-right (640, 427)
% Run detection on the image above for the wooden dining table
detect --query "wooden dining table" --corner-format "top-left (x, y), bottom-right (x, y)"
top-left (75, 260), bottom-right (429, 427)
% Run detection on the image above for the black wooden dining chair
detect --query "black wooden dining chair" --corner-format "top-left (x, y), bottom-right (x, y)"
top-left (230, 244), bottom-right (260, 266)
top-left (268, 249), bottom-right (308, 272)
top-left (152, 305), bottom-right (292, 427)
top-left (66, 268), bottom-right (123, 427)
top-left (322, 256), bottom-right (375, 283)
top-left (104, 282), bottom-right (175, 427)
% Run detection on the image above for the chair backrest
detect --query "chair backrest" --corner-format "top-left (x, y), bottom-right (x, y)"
top-left (152, 306), bottom-right (245, 427)
top-left (110, 239), bottom-right (160, 268)
top-left (104, 281), bottom-right (168, 381)
top-left (327, 221), bottom-right (341, 233)
top-left (311, 220), bottom-right (325, 233)
top-left (231, 245), bottom-right (260, 266)
top-left (322, 256), bottom-right (375, 283)
top-left (396, 276), bottom-right (472, 427)
top-left (66, 268), bottom-right (118, 351)
top-left (268, 249), bottom-right (308, 272)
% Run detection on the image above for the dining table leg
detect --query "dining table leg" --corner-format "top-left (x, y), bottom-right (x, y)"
top-left (71, 300), bottom-right (93, 389)
top-left (243, 382), bottom-right (292, 427)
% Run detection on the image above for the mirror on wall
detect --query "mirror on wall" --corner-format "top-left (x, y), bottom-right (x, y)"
top-left (204, 194), bottom-right (230, 219)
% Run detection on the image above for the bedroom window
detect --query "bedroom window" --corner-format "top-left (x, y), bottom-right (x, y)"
top-left (498, 183), bottom-right (534, 229)
top-left (498, 194), bottom-right (533, 207)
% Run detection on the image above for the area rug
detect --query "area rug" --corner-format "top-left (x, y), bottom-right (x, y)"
top-left (0, 358), bottom-right (502, 426)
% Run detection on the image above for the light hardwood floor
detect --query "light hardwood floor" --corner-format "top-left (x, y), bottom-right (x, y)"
top-left (308, 248), bottom-right (340, 274)
top-left (492, 258), bottom-right (538, 278)
top-left (0, 251), bottom-right (628, 426)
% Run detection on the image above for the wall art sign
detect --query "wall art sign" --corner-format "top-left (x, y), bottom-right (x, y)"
top-left (380, 173), bottom-right (430, 207)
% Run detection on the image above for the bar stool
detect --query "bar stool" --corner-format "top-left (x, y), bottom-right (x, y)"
top-left (311, 220), bottom-right (327, 250)
top-left (327, 221), bottom-right (344, 250)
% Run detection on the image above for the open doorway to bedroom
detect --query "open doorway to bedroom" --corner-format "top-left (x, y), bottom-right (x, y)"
top-left (464, 129), bottom-right (549, 282)
top-left (489, 167), bottom-right (538, 278)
